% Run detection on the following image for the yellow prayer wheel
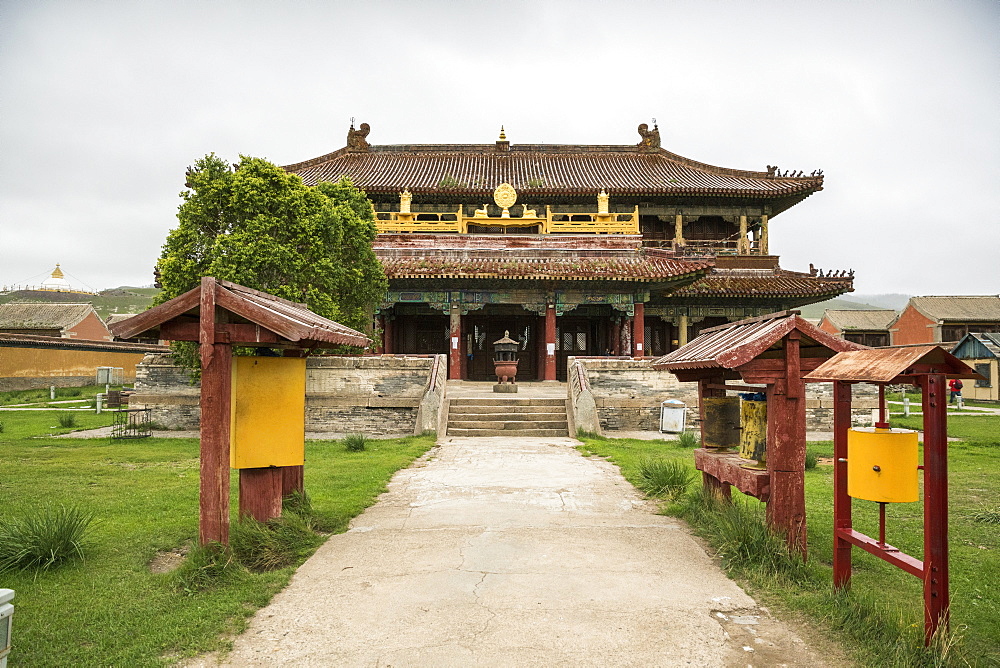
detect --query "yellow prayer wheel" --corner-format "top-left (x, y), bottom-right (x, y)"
top-left (739, 397), bottom-right (767, 468)
top-left (847, 427), bottom-right (919, 503)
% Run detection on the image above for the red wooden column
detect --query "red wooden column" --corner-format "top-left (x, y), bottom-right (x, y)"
top-left (632, 302), bottom-right (645, 358)
top-left (832, 380), bottom-right (853, 588)
top-left (544, 304), bottom-right (557, 381)
top-left (766, 331), bottom-right (808, 558)
top-left (198, 277), bottom-right (232, 545)
top-left (448, 306), bottom-right (462, 380)
top-left (921, 373), bottom-right (950, 642)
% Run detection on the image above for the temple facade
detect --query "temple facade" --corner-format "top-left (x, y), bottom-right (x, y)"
top-left (284, 123), bottom-right (854, 381)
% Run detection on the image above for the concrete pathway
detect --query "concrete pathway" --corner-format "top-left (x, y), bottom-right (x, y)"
top-left (189, 436), bottom-right (829, 667)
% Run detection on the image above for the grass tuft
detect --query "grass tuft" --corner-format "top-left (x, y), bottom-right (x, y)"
top-left (230, 512), bottom-right (324, 573)
top-left (971, 504), bottom-right (1000, 524)
top-left (0, 505), bottom-right (93, 573)
top-left (344, 433), bottom-right (367, 452)
top-left (57, 413), bottom-right (78, 428)
top-left (804, 449), bottom-right (818, 470)
top-left (171, 543), bottom-right (237, 594)
top-left (676, 431), bottom-right (699, 448)
top-left (636, 457), bottom-right (696, 500)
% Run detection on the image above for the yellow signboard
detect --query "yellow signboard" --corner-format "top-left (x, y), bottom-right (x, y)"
top-left (230, 356), bottom-right (306, 469)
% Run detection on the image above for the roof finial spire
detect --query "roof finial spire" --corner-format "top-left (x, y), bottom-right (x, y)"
top-left (499, 125), bottom-right (506, 141)
top-left (52, 263), bottom-right (64, 279)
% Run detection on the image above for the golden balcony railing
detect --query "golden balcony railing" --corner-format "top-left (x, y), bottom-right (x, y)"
top-left (374, 204), bottom-right (640, 235)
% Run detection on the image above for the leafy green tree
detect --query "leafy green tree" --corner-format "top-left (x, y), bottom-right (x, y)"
top-left (154, 154), bottom-right (387, 367)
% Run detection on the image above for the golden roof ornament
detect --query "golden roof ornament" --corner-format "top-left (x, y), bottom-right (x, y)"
top-left (498, 126), bottom-right (506, 141)
top-left (493, 183), bottom-right (517, 218)
top-left (399, 188), bottom-right (412, 214)
top-left (51, 263), bottom-right (64, 279)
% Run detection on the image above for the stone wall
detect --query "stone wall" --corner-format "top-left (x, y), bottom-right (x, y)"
top-left (568, 358), bottom-right (700, 434)
top-left (131, 353), bottom-right (443, 436)
top-left (567, 357), bottom-right (879, 436)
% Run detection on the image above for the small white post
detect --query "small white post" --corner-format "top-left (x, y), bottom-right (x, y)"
top-left (957, 395), bottom-right (964, 410)
top-left (50, 385), bottom-right (55, 400)
top-left (96, 395), bottom-right (103, 415)
top-left (903, 397), bottom-right (910, 417)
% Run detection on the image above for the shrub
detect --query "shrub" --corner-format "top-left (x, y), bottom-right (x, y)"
top-left (57, 413), bottom-right (78, 428)
top-left (805, 450), bottom-right (818, 470)
top-left (230, 512), bottom-right (322, 572)
top-left (171, 543), bottom-right (236, 594)
top-left (344, 433), bottom-right (367, 452)
top-left (676, 431), bottom-right (699, 448)
top-left (0, 505), bottom-right (93, 572)
top-left (972, 504), bottom-right (1000, 524)
top-left (636, 457), bottom-right (697, 500)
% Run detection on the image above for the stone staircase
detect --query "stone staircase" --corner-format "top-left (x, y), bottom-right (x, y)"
top-left (446, 396), bottom-right (569, 437)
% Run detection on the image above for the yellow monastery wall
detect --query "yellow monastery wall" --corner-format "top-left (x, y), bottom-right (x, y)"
top-left (0, 347), bottom-right (149, 391)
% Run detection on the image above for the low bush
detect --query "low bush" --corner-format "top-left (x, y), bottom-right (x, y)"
top-left (230, 511), bottom-right (324, 573)
top-left (171, 543), bottom-right (237, 594)
top-left (636, 457), bottom-right (696, 500)
top-left (344, 433), bottom-right (367, 452)
top-left (57, 413), bottom-right (78, 428)
top-left (676, 431), bottom-right (699, 448)
top-left (804, 449), bottom-right (818, 470)
top-left (0, 505), bottom-right (93, 573)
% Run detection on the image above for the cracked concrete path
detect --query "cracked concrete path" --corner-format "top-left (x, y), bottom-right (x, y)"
top-left (192, 436), bottom-right (830, 667)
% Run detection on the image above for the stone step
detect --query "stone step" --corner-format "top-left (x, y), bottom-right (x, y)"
top-left (448, 397), bottom-right (566, 407)
top-left (447, 411), bottom-right (567, 420)
top-left (449, 420), bottom-right (568, 431)
top-left (446, 428), bottom-right (569, 437)
top-left (448, 404), bottom-right (566, 414)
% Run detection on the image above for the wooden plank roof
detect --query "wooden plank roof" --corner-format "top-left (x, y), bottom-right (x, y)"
top-left (0, 332), bottom-right (168, 354)
top-left (110, 279), bottom-right (370, 348)
top-left (951, 332), bottom-right (1000, 360)
top-left (651, 311), bottom-right (863, 371)
top-left (803, 346), bottom-right (982, 383)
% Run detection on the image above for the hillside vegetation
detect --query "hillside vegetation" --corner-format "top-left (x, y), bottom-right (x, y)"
top-left (0, 287), bottom-right (159, 319)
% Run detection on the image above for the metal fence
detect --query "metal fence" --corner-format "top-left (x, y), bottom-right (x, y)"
top-left (111, 408), bottom-right (152, 439)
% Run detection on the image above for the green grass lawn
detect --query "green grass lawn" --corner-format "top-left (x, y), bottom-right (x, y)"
top-left (0, 411), bottom-right (435, 666)
top-left (577, 424), bottom-right (1000, 667)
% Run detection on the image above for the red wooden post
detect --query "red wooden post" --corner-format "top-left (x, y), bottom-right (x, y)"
top-left (198, 277), bottom-right (232, 545)
top-left (239, 468), bottom-right (284, 522)
top-left (632, 302), bottom-right (645, 358)
top-left (448, 306), bottom-right (462, 380)
top-left (833, 380), bottom-right (853, 588)
top-left (766, 331), bottom-right (807, 558)
top-left (921, 373), bottom-right (950, 642)
top-left (282, 465), bottom-right (304, 497)
top-left (544, 304), bottom-right (557, 381)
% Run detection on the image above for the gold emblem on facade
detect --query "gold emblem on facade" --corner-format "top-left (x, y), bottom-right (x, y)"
top-left (493, 183), bottom-right (517, 218)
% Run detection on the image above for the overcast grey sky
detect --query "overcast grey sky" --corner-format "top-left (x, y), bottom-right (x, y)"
top-left (1, 0), bottom-right (997, 297)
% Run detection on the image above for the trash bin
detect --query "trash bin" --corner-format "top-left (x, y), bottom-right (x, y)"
top-left (660, 399), bottom-right (687, 433)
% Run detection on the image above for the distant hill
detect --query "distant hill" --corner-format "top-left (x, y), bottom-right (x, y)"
top-left (844, 293), bottom-right (912, 310)
top-left (0, 286), bottom-right (159, 319)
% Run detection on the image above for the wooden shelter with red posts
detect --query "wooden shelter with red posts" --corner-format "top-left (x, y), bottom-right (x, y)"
top-left (651, 311), bottom-right (862, 556)
top-left (110, 277), bottom-right (369, 545)
top-left (804, 346), bottom-right (981, 643)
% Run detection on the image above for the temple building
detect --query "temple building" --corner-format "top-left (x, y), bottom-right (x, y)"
top-left (284, 123), bottom-right (854, 381)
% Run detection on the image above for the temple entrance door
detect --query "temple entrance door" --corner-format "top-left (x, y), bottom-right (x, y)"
top-left (465, 316), bottom-right (537, 382)
top-left (395, 314), bottom-right (448, 354)
top-left (556, 318), bottom-right (599, 381)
